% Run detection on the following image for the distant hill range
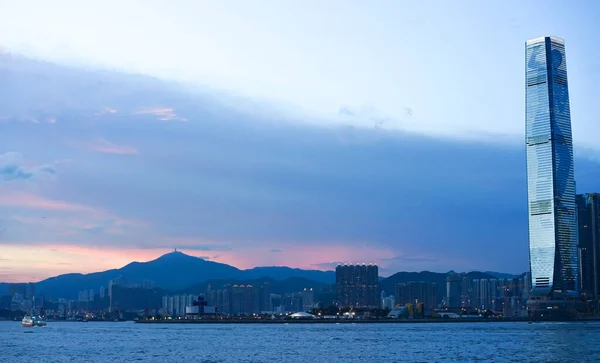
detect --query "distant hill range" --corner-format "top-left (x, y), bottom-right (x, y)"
top-left (9, 251), bottom-right (335, 299)
top-left (1, 251), bottom-right (524, 300)
top-left (483, 271), bottom-right (522, 279)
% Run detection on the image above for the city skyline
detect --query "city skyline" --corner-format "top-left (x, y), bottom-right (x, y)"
top-left (1, 2), bottom-right (599, 282)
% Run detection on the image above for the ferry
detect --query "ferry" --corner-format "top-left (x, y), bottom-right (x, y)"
top-left (22, 315), bottom-right (47, 327)
top-left (22, 315), bottom-right (34, 327)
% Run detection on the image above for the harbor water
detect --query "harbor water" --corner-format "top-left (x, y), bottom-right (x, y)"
top-left (2, 321), bottom-right (600, 362)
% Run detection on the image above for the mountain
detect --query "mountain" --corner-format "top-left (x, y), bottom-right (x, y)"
top-left (119, 251), bottom-right (242, 289)
top-left (26, 251), bottom-right (335, 299)
top-left (4, 252), bottom-right (520, 301)
top-left (483, 271), bottom-right (522, 279)
top-left (242, 267), bottom-right (335, 284)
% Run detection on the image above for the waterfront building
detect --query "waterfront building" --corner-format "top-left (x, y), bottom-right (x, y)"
top-left (467, 277), bottom-right (527, 314)
top-left (335, 264), bottom-right (379, 308)
top-left (395, 282), bottom-right (437, 311)
top-left (161, 296), bottom-right (168, 313)
top-left (445, 274), bottom-right (462, 308)
top-left (478, 279), bottom-right (491, 310)
top-left (577, 193), bottom-right (600, 304)
top-left (167, 296), bottom-right (174, 316)
top-left (526, 36), bottom-right (579, 305)
top-left (282, 292), bottom-right (303, 312)
top-left (270, 294), bottom-right (282, 313)
top-left (302, 288), bottom-right (315, 310)
top-left (382, 295), bottom-right (395, 310)
top-left (489, 279), bottom-right (500, 310)
top-left (470, 279), bottom-right (480, 308)
top-left (205, 283), bottom-right (273, 315)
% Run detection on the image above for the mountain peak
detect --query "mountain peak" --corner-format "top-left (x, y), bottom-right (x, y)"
top-left (153, 250), bottom-right (203, 263)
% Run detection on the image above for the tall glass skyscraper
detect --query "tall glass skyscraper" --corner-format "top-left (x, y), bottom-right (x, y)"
top-left (526, 36), bottom-right (579, 298)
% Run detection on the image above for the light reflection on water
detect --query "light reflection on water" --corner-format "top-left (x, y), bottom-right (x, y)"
top-left (1, 321), bottom-right (599, 362)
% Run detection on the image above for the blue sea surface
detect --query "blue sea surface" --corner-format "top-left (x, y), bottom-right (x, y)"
top-left (1, 321), bottom-right (600, 362)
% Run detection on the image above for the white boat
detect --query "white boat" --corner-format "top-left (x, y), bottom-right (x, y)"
top-left (22, 314), bottom-right (46, 327)
top-left (22, 315), bottom-right (34, 327)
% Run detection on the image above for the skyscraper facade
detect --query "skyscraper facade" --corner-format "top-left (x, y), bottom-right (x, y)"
top-left (577, 193), bottom-right (600, 301)
top-left (335, 264), bottom-right (379, 308)
top-left (526, 36), bottom-right (579, 298)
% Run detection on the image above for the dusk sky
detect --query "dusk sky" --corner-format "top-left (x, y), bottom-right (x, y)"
top-left (0, 1), bottom-right (599, 282)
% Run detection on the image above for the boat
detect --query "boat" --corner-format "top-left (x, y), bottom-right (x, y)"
top-left (23, 314), bottom-right (47, 327)
top-left (22, 315), bottom-right (34, 327)
top-left (33, 316), bottom-right (47, 326)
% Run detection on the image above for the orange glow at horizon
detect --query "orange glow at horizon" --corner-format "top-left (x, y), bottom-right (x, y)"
top-left (0, 242), bottom-right (399, 283)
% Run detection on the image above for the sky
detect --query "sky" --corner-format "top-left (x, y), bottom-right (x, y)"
top-left (0, 0), bottom-right (599, 282)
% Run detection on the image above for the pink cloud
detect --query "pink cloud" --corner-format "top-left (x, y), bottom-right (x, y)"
top-left (0, 244), bottom-right (173, 282)
top-left (0, 192), bottom-right (97, 213)
top-left (0, 191), bottom-right (150, 240)
top-left (135, 107), bottom-right (188, 122)
top-left (0, 239), bottom-right (458, 283)
top-left (112, 218), bottom-right (149, 228)
top-left (65, 137), bottom-right (138, 155)
top-left (209, 243), bottom-right (395, 271)
top-left (85, 137), bottom-right (139, 155)
top-left (7, 212), bottom-right (150, 240)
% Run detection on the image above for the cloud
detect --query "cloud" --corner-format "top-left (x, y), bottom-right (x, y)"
top-left (135, 107), bottom-right (187, 122)
top-left (0, 152), bottom-right (55, 182)
top-left (137, 240), bottom-right (232, 252)
top-left (172, 245), bottom-right (231, 251)
top-left (338, 106), bottom-right (354, 117)
top-left (270, 249), bottom-right (283, 253)
top-left (0, 164), bottom-right (34, 180)
top-left (334, 106), bottom-right (416, 147)
top-left (94, 107), bottom-right (118, 116)
top-left (1, 56), bottom-right (598, 281)
top-left (380, 255), bottom-right (438, 263)
top-left (0, 192), bottom-right (96, 213)
top-left (75, 138), bottom-right (139, 155)
top-left (311, 262), bottom-right (345, 269)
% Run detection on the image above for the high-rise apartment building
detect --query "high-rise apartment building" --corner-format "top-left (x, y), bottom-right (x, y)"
top-left (577, 193), bottom-right (600, 301)
top-left (395, 282), bottom-right (438, 311)
top-left (335, 264), bottom-right (379, 308)
top-left (445, 274), bottom-right (462, 308)
top-left (526, 36), bottom-right (579, 299)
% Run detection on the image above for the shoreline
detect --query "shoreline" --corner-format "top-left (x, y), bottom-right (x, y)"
top-left (134, 317), bottom-right (600, 324)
